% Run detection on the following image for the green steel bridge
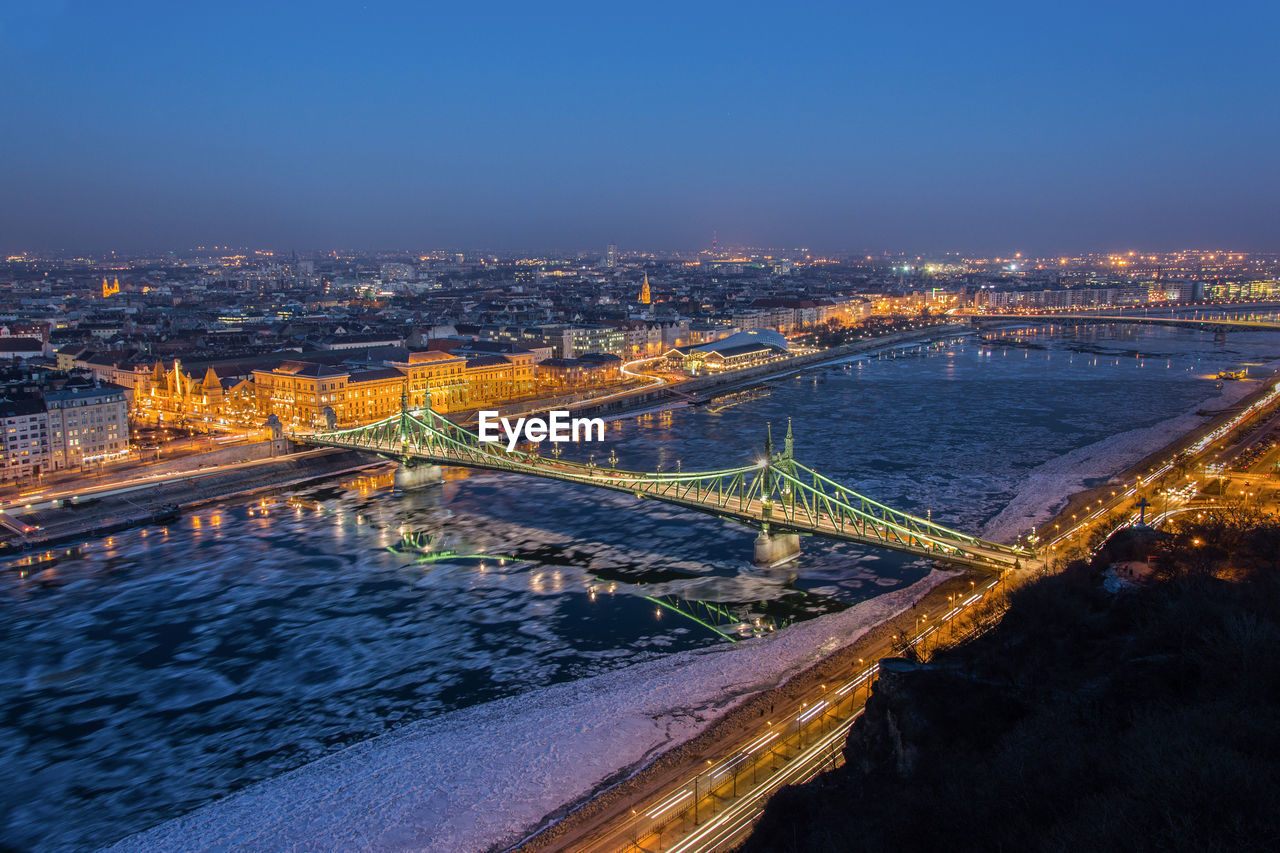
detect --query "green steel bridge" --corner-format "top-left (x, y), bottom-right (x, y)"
top-left (297, 402), bottom-right (1033, 573)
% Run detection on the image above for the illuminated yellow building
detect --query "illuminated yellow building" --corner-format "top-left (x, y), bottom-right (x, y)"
top-left (390, 350), bottom-right (470, 411)
top-left (129, 347), bottom-right (538, 432)
top-left (457, 354), bottom-right (533, 405)
top-left (251, 349), bottom-right (519, 429)
top-left (253, 362), bottom-right (399, 428)
top-left (130, 360), bottom-right (255, 429)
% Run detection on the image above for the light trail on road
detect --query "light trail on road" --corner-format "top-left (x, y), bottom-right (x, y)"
top-left (664, 712), bottom-right (861, 853)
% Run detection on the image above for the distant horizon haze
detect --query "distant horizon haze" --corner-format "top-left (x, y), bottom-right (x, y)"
top-left (6, 243), bottom-right (1279, 261)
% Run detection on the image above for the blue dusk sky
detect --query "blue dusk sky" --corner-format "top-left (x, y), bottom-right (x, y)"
top-left (1, 0), bottom-right (1276, 253)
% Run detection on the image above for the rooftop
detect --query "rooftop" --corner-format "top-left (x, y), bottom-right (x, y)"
top-left (348, 367), bottom-right (408, 383)
top-left (688, 329), bottom-right (789, 355)
top-left (269, 361), bottom-right (350, 378)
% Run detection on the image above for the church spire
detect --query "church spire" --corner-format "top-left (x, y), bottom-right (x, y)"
top-left (638, 272), bottom-right (651, 305)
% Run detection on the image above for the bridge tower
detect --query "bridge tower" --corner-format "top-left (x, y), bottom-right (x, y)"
top-left (754, 420), bottom-right (802, 567)
top-left (393, 379), bottom-right (443, 490)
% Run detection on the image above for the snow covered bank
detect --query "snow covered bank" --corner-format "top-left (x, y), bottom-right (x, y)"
top-left (982, 374), bottom-right (1268, 542)
top-left (104, 571), bottom-right (951, 853)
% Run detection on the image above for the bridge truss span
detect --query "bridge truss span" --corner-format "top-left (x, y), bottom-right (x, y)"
top-left (298, 404), bottom-right (1032, 573)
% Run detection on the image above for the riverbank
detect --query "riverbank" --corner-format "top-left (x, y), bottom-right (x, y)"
top-left (0, 449), bottom-right (377, 555)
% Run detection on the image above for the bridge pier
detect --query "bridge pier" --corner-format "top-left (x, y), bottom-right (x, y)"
top-left (394, 462), bottom-right (443, 490)
top-left (754, 530), bottom-right (801, 567)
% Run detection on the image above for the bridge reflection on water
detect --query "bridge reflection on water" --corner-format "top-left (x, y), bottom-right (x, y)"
top-left (389, 528), bottom-right (778, 642)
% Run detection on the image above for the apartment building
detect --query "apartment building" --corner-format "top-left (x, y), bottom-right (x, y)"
top-left (44, 384), bottom-right (130, 471)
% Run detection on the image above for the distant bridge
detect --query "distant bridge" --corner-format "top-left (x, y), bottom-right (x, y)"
top-left (297, 400), bottom-right (1032, 573)
top-left (968, 312), bottom-right (1280, 334)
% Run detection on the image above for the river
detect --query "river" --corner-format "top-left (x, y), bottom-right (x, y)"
top-left (3, 322), bottom-right (1280, 851)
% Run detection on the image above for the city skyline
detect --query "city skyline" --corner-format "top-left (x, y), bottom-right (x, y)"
top-left (3, 1), bottom-right (1278, 254)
